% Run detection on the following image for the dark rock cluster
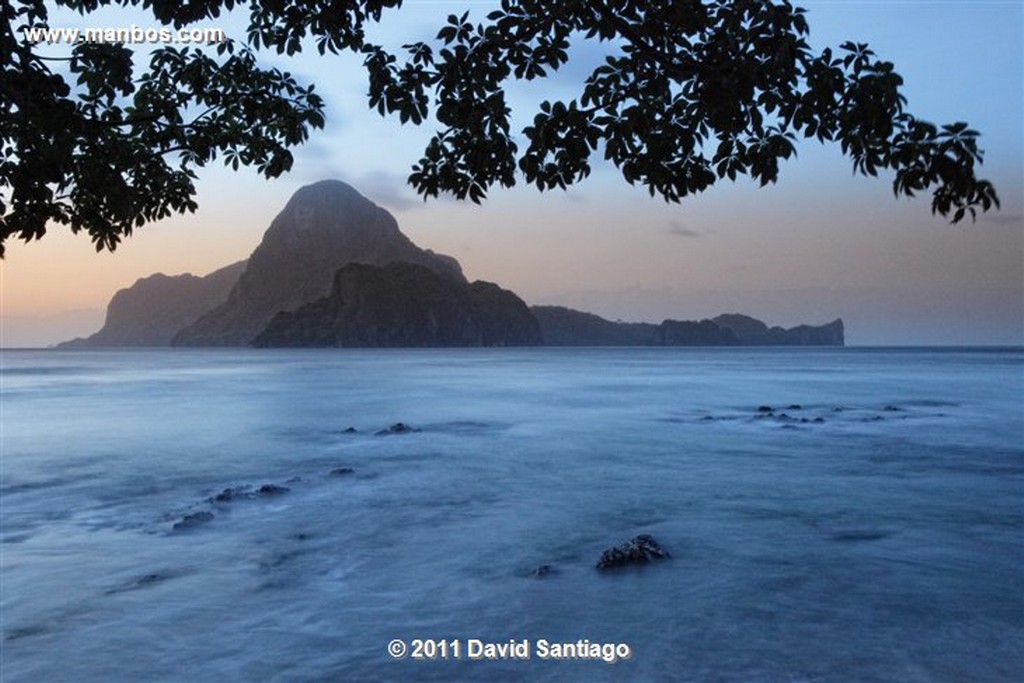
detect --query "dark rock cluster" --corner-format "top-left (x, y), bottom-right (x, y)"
top-left (171, 511), bottom-right (214, 532)
top-left (171, 466), bottom-right (358, 534)
top-left (596, 534), bottom-right (671, 570)
top-left (208, 483), bottom-right (290, 503)
top-left (374, 422), bottom-right (419, 436)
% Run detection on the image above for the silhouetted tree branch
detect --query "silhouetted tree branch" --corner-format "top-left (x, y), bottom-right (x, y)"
top-left (0, 0), bottom-right (1000, 256)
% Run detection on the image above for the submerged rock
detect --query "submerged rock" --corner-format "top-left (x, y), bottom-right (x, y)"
top-left (329, 467), bottom-right (355, 476)
top-left (210, 486), bottom-right (251, 503)
top-left (375, 422), bottom-right (419, 436)
top-left (172, 511), bottom-right (214, 532)
top-left (210, 483), bottom-right (289, 502)
top-left (757, 406), bottom-right (774, 413)
top-left (830, 530), bottom-right (890, 543)
top-left (105, 573), bottom-right (170, 595)
top-left (596, 534), bottom-right (670, 570)
top-left (529, 564), bottom-right (557, 578)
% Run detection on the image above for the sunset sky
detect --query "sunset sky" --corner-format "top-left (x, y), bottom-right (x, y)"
top-left (2, 0), bottom-right (1022, 347)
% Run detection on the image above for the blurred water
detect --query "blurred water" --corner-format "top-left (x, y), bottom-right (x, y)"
top-left (1, 347), bottom-right (1022, 682)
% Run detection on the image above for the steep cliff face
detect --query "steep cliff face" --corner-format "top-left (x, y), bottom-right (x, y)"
top-left (57, 261), bottom-right (246, 347)
top-left (252, 262), bottom-right (542, 348)
top-left (173, 180), bottom-right (464, 346)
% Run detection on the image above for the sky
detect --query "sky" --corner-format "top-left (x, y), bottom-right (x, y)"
top-left (2, 0), bottom-right (1022, 347)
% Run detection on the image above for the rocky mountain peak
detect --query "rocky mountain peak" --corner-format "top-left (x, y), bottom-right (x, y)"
top-left (172, 180), bottom-right (464, 346)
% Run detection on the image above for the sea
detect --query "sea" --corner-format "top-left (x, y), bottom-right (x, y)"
top-left (1, 347), bottom-right (1022, 682)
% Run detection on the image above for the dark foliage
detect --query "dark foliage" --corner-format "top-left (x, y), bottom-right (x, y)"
top-left (1, 0), bottom-right (999, 255)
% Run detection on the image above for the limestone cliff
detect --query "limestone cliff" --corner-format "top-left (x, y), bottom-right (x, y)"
top-left (530, 306), bottom-right (661, 346)
top-left (172, 180), bottom-right (464, 346)
top-left (57, 261), bottom-right (246, 347)
top-left (713, 313), bottom-right (845, 345)
top-left (532, 306), bottom-right (843, 347)
top-left (252, 262), bottom-right (541, 347)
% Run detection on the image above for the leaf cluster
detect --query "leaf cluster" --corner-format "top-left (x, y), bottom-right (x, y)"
top-left (1, 0), bottom-right (1000, 256)
top-left (2, 0), bottom-right (379, 255)
top-left (365, 0), bottom-right (998, 220)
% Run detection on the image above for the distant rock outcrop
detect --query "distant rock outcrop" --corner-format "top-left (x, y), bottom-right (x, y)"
top-left (713, 313), bottom-right (845, 346)
top-left (172, 180), bottom-right (464, 346)
top-left (57, 179), bottom-right (845, 349)
top-left (252, 261), bottom-right (542, 348)
top-left (533, 306), bottom-right (843, 346)
top-left (57, 261), bottom-right (246, 347)
top-left (530, 306), bottom-right (661, 346)
top-left (659, 319), bottom-right (740, 346)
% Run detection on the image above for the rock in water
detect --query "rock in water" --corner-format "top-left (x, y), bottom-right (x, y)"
top-left (173, 179), bottom-right (465, 346)
top-left (374, 422), bottom-right (420, 436)
top-left (529, 564), bottom-right (557, 578)
top-left (210, 486), bottom-right (250, 503)
top-left (595, 534), bottom-right (670, 570)
top-left (172, 511), bottom-right (214, 532)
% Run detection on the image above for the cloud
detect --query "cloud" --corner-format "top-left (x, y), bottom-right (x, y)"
top-left (353, 170), bottom-right (426, 213)
top-left (981, 212), bottom-right (1023, 226)
top-left (289, 137), bottom-right (348, 184)
top-left (356, 170), bottom-right (518, 212)
top-left (286, 142), bottom-right (442, 215)
top-left (667, 220), bottom-right (703, 238)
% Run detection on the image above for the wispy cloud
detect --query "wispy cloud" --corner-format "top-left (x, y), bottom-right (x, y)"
top-left (667, 220), bottom-right (703, 238)
top-left (355, 170), bottom-right (426, 213)
top-left (289, 137), bottom-right (348, 184)
top-left (356, 170), bottom-right (520, 211)
top-left (981, 212), bottom-right (1023, 227)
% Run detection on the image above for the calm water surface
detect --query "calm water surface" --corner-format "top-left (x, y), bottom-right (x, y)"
top-left (1, 347), bottom-right (1022, 681)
